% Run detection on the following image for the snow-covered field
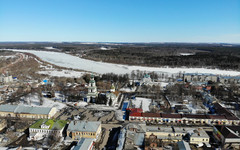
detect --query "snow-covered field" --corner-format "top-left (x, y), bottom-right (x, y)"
top-left (2, 49), bottom-right (240, 76)
top-left (38, 69), bottom-right (85, 78)
top-left (131, 97), bottom-right (151, 112)
top-left (120, 86), bottom-right (137, 92)
top-left (20, 93), bottom-right (66, 111)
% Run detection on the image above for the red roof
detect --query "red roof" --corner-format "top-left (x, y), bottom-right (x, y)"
top-left (129, 108), bottom-right (143, 117)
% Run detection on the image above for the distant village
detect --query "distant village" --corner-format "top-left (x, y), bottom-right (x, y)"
top-left (0, 63), bottom-right (240, 150)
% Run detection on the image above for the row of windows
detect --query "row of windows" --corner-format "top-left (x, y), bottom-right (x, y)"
top-left (192, 138), bottom-right (208, 141)
top-left (31, 129), bottom-right (60, 134)
top-left (75, 132), bottom-right (95, 136)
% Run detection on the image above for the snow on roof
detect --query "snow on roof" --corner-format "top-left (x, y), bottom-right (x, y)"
top-left (131, 97), bottom-right (151, 112)
top-left (68, 121), bottom-right (101, 132)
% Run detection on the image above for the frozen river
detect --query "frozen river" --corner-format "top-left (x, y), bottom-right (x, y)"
top-left (2, 49), bottom-right (240, 76)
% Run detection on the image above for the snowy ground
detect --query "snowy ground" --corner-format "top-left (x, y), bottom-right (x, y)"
top-left (119, 86), bottom-right (137, 92)
top-left (86, 104), bottom-right (117, 111)
top-left (2, 49), bottom-right (240, 76)
top-left (179, 53), bottom-right (195, 56)
top-left (0, 55), bottom-right (16, 59)
top-left (20, 93), bottom-right (66, 111)
top-left (115, 110), bottom-right (124, 121)
top-left (131, 97), bottom-right (151, 112)
top-left (44, 47), bottom-right (56, 50)
top-left (38, 69), bottom-right (85, 78)
top-left (67, 101), bottom-right (88, 107)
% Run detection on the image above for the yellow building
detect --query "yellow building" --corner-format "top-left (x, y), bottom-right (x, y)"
top-left (0, 104), bottom-right (57, 119)
top-left (146, 126), bottom-right (190, 142)
top-left (0, 119), bottom-right (7, 131)
top-left (67, 121), bottom-right (101, 141)
top-left (146, 126), bottom-right (209, 144)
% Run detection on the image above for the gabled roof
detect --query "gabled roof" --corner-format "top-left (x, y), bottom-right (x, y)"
top-left (0, 104), bottom-right (53, 115)
top-left (0, 104), bottom-right (17, 112)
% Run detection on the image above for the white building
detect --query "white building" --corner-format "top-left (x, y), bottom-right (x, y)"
top-left (142, 74), bottom-right (152, 85)
top-left (86, 75), bottom-right (98, 102)
top-left (190, 128), bottom-right (210, 145)
top-left (0, 74), bottom-right (13, 84)
top-left (29, 119), bottom-right (67, 141)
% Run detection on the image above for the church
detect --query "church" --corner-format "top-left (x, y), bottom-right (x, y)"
top-left (86, 74), bottom-right (98, 102)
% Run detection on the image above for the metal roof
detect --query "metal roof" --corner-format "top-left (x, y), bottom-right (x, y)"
top-left (0, 104), bottom-right (17, 112)
top-left (68, 121), bottom-right (101, 132)
top-left (73, 138), bottom-right (94, 150)
top-left (0, 104), bottom-right (53, 115)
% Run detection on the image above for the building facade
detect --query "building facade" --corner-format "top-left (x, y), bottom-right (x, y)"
top-left (29, 119), bottom-right (67, 141)
top-left (67, 121), bottom-right (101, 141)
top-left (184, 73), bottom-right (218, 82)
top-left (0, 104), bottom-right (57, 119)
top-left (129, 112), bottom-right (240, 126)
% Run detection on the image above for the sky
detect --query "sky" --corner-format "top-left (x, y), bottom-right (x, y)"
top-left (0, 0), bottom-right (239, 43)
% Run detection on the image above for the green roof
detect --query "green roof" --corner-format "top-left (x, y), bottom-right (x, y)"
top-left (30, 119), bottom-right (67, 130)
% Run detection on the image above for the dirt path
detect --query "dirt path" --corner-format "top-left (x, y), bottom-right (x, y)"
top-left (0, 53), bottom-right (25, 74)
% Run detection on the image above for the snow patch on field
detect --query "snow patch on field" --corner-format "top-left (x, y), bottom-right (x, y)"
top-left (0, 55), bottom-right (16, 59)
top-left (20, 93), bottom-right (66, 111)
top-left (38, 69), bottom-right (85, 78)
top-left (179, 53), bottom-right (195, 56)
top-left (131, 97), bottom-right (151, 112)
top-left (45, 47), bottom-right (56, 50)
top-left (120, 87), bottom-right (136, 92)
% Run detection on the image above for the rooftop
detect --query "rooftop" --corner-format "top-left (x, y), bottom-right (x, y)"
top-left (68, 121), bottom-right (101, 132)
top-left (191, 128), bottom-right (209, 138)
top-left (0, 104), bottom-right (54, 115)
top-left (146, 126), bottom-right (194, 134)
top-left (215, 126), bottom-right (240, 139)
top-left (30, 119), bottom-right (67, 130)
top-left (73, 138), bottom-right (94, 150)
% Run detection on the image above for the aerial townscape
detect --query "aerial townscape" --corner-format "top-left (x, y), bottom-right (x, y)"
top-left (0, 42), bottom-right (240, 150)
top-left (1, 0), bottom-right (240, 150)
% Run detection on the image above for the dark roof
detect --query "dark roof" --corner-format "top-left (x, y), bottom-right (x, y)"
top-left (161, 113), bottom-right (182, 118)
top-left (184, 114), bottom-right (207, 119)
top-left (214, 103), bottom-right (239, 120)
top-left (215, 126), bottom-right (240, 139)
top-left (142, 113), bottom-right (161, 117)
top-left (208, 115), bottom-right (227, 119)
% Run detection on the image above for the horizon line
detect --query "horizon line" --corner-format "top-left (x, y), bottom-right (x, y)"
top-left (0, 41), bottom-right (240, 45)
